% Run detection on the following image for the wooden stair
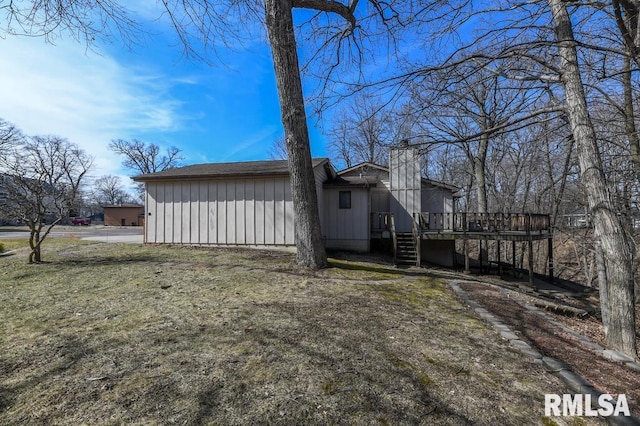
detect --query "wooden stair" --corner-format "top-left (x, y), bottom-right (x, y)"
top-left (395, 232), bottom-right (418, 266)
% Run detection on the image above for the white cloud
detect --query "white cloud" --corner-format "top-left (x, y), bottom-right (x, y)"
top-left (218, 126), bottom-right (279, 162)
top-left (0, 36), bottom-right (185, 179)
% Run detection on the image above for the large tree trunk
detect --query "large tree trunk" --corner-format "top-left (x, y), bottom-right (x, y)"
top-left (474, 133), bottom-right (489, 263)
top-left (549, 0), bottom-right (637, 358)
top-left (264, 0), bottom-right (327, 269)
top-left (595, 241), bottom-right (610, 335)
top-left (621, 55), bottom-right (640, 303)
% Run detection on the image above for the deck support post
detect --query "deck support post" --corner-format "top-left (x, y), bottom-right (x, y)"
top-left (478, 240), bottom-right (483, 273)
top-left (548, 237), bottom-right (554, 283)
top-left (464, 239), bottom-right (470, 274)
top-left (497, 240), bottom-right (501, 276)
top-left (528, 238), bottom-right (534, 288)
top-left (512, 241), bottom-right (516, 277)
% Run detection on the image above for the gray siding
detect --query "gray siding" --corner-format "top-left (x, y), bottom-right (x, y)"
top-left (323, 187), bottom-right (370, 251)
top-left (390, 148), bottom-right (422, 232)
top-left (146, 177), bottom-right (295, 246)
top-left (314, 164), bottom-right (328, 235)
top-left (422, 185), bottom-right (454, 229)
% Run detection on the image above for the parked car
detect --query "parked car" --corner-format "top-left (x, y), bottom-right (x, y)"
top-left (71, 217), bottom-right (91, 225)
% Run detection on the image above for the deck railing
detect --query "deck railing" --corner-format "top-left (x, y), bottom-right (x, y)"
top-left (371, 212), bottom-right (551, 234)
top-left (413, 212), bottom-right (551, 233)
top-left (371, 212), bottom-right (393, 232)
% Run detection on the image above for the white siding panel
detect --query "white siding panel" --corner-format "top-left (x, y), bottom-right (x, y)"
top-left (217, 182), bottom-right (227, 244)
top-left (169, 184), bottom-right (177, 243)
top-left (226, 181), bottom-right (236, 244)
top-left (236, 181), bottom-right (245, 244)
top-left (421, 186), bottom-right (455, 229)
top-left (208, 182), bottom-right (217, 243)
top-left (164, 184), bottom-right (174, 243)
top-left (390, 148), bottom-right (421, 232)
top-left (314, 163), bottom-right (328, 234)
top-left (245, 181), bottom-right (255, 244)
top-left (182, 182), bottom-right (200, 244)
top-left (146, 183), bottom-right (157, 243)
top-left (275, 179), bottom-right (285, 244)
top-left (199, 182), bottom-right (209, 243)
top-left (156, 183), bottom-right (165, 243)
top-left (255, 180), bottom-right (265, 245)
top-left (173, 183), bottom-right (189, 243)
top-left (444, 192), bottom-right (453, 213)
top-left (145, 175), bottom-right (303, 247)
top-left (323, 187), bottom-right (369, 244)
top-left (264, 180), bottom-right (275, 245)
top-left (328, 189), bottom-right (338, 239)
top-left (284, 180), bottom-right (294, 245)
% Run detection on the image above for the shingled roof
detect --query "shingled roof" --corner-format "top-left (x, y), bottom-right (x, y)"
top-left (133, 158), bottom-right (330, 181)
top-left (337, 161), bottom-right (462, 196)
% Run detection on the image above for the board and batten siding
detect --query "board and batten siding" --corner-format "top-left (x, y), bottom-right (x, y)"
top-left (314, 164), bottom-right (329, 235)
top-left (145, 177), bottom-right (295, 246)
top-left (422, 186), bottom-right (454, 229)
top-left (323, 187), bottom-right (370, 252)
top-left (390, 147), bottom-right (422, 232)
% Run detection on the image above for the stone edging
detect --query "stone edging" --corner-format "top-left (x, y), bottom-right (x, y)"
top-left (449, 280), bottom-right (640, 426)
top-left (496, 285), bottom-right (640, 372)
top-left (0, 249), bottom-right (17, 258)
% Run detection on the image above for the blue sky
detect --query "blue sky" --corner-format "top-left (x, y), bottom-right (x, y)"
top-left (0, 8), bottom-right (329, 190)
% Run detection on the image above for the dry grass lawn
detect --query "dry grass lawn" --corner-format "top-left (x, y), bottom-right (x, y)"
top-left (0, 239), bottom-right (597, 425)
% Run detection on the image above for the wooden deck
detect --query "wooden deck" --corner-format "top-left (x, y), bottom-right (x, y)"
top-left (415, 212), bottom-right (551, 239)
top-left (370, 211), bottom-right (554, 284)
top-left (371, 212), bottom-right (552, 241)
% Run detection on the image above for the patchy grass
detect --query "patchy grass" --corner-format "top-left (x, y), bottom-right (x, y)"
top-left (0, 238), bottom-right (29, 252)
top-left (0, 240), bottom-right (600, 425)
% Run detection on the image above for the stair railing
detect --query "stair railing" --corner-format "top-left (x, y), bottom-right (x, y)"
top-left (390, 213), bottom-right (397, 264)
top-left (412, 213), bottom-right (421, 267)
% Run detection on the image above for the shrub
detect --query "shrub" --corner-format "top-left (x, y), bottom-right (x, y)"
top-left (0, 242), bottom-right (4, 253)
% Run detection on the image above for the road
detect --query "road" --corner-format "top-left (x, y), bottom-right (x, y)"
top-left (0, 225), bottom-right (144, 243)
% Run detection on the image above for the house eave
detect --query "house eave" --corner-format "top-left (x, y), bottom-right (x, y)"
top-left (132, 158), bottom-right (331, 182)
top-left (323, 182), bottom-right (377, 189)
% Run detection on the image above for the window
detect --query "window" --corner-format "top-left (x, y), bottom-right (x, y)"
top-left (339, 191), bottom-right (351, 209)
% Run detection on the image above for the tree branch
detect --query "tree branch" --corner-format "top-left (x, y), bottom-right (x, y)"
top-left (292, 0), bottom-right (357, 28)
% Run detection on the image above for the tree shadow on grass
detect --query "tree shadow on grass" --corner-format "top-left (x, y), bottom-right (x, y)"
top-left (0, 334), bottom-right (95, 423)
top-left (190, 296), bottom-right (541, 425)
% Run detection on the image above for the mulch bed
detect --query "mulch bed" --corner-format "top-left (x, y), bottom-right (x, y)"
top-left (456, 281), bottom-right (640, 416)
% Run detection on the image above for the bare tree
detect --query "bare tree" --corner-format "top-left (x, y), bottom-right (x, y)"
top-left (548, 0), bottom-right (636, 357)
top-left (0, 136), bottom-right (92, 263)
top-left (327, 94), bottom-right (403, 168)
top-left (0, 119), bottom-right (23, 162)
top-left (109, 139), bottom-right (183, 175)
top-left (268, 135), bottom-right (288, 160)
top-left (92, 174), bottom-right (131, 205)
top-left (411, 63), bottom-right (555, 214)
top-left (0, 0), bottom-right (141, 46)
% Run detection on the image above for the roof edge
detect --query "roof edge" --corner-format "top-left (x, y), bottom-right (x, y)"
top-left (132, 158), bottom-right (331, 182)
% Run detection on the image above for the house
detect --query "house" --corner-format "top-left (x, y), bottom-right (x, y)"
top-left (103, 204), bottom-right (145, 227)
top-left (132, 147), bottom-right (461, 266)
top-left (321, 148), bottom-right (461, 265)
top-left (133, 146), bottom-right (553, 280)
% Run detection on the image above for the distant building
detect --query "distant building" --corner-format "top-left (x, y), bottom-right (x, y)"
top-left (103, 204), bottom-right (145, 227)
